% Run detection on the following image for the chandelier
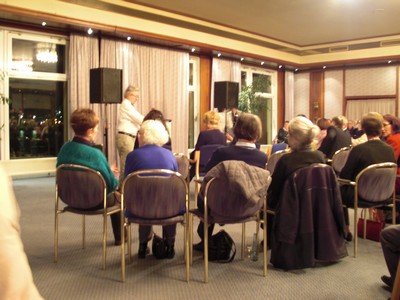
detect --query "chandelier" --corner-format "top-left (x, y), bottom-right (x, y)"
top-left (36, 44), bottom-right (58, 63)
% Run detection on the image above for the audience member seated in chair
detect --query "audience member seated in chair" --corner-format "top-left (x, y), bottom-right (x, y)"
top-left (340, 112), bottom-right (396, 242)
top-left (319, 115), bottom-right (351, 159)
top-left (382, 114), bottom-right (400, 195)
top-left (124, 120), bottom-right (178, 259)
top-left (56, 108), bottom-right (122, 245)
top-left (380, 224), bottom-right (400, 292)
top-left (189, 110), bottom-right (226, 180)
top-left (194, 112), bottom-right (268, 251)
top-left (266, 116), bottom-right (325, 248)
top-left (270, 163), bottom-right (347, 270)
top-left (133, 109), bottom-right (172, 151)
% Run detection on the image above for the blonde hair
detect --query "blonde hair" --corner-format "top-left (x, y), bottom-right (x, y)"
top-left (203, 111), bottom-right (220, 126)
top-left (288, 116), bottom-right (320, 151)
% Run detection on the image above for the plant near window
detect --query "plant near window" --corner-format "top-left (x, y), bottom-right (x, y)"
top-left (238, 75), bottom-right (270, 114)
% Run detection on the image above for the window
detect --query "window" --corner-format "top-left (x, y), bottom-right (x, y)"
top-left (5, 32), bottom-right (67, 159)
top-left (188, 56), bottom-right (200, 148)
top-left (240, 67), bottom-right (277, 144)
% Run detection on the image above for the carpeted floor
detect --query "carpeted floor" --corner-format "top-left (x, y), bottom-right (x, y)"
top-left (13, 176), bottom-right (392, 300)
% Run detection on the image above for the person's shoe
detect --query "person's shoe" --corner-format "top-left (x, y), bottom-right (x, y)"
top-left (345, 231), bottom-right (353, 242)
top-left (381, 275), bottom-right (393, 290)
top-left (138, 243), bottom-right (149, 259)
top-left (165, 245), bottom-right (175, 259)
top-left (193, 241), bottom-right (204, 252)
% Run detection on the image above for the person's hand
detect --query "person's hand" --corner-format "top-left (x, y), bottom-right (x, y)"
top-left (111, 162), bottom-right (120, 177)
top-left (226, 133), bottom-right (233, 141)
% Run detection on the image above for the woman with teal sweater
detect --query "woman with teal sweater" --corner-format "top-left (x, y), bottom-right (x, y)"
top-left (57, 108), bottom-right (122, 245)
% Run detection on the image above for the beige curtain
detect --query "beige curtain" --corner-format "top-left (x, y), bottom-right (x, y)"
top-left (68, 34), bottom-right (99, 141)
top-left (70, 36), bottom-right (189, 167)
top-left (346, 99), bottom-right (395, 122)
top-left (211, 58), bottom-right (241, 108)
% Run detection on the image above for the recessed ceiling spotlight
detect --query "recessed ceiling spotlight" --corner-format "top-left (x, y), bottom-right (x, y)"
top-left (41, 21), bottom-right (47, 27)
top-left (260, 61), bottom-right (264, 65)
top-left (191, 48), bottom-right (196, 52)
top-left (217, 53), bottom-right (221, 57)
top-left (127, 36), bottom-right (132, 41)
top-left (323, 66), bottom-right (327, 69)
top-left (388, 60), bottom-right (392, 64)
top-left (240, 58), bottom-right (244, 61)
top-left (295, 68), bottom-right (299, 72)
top-left (278, 65), bottom-right (283, 69)
top-left (87, 28), bottom-right (93, 35)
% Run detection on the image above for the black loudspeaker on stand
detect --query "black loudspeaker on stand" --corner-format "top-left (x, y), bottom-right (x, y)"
top-left (90, 68), bottom-right (123, 158)
top-left (214, 81), bottom-right (239, 110)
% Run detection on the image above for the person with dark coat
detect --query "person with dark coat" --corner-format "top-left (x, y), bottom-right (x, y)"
top-left (340, 112), bottom-right (396, 241)
top-left (319, 116), bottom-right (351, 159)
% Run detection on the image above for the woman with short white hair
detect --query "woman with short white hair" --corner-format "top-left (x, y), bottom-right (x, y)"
top-left (124, 120), bottom-right (178, 259)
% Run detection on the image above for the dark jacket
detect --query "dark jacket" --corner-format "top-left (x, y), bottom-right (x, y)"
top-left (319, 126), bottom-right (351, 159)
top-left (270, 164), bottom-right (348, 270)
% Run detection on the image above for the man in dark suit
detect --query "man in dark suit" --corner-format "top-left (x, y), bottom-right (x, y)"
top-left (319, 115), bottom-right (351, 159)
top-left (194, 113), bottom-right (268, 251)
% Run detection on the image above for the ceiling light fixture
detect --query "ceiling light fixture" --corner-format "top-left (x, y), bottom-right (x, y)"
top-left (36, 43), bottom-right (58, 63)
top-left (217, 53), bottom-right (221, 57)
top-left (127, 36), bottom-right (131, 41)
top-left (240, 58), bottom-right (244, 61)
top-left (323, 66), bottom-right (327, 69)
top-left (191, 48), bottom-right (195, 52)
top-left (87, 28), bottom-right (93, 35)
top-left (41, 21), bottom-right (46, 26)
top-left (261, 61), bottom-right (264, 65)
top-left (388, 60), bottom-right (392, 64)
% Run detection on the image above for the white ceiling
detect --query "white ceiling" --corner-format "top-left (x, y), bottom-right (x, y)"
top-left (131, 0), bottom-right (400, 47)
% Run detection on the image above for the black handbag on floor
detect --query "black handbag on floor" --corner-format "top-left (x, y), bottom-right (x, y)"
top-left (208, 230), bottom-right (236, 263)
top-left (152, 234), bottom-right (168, 259)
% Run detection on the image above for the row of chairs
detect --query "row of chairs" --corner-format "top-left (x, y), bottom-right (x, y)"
top-left (55, 153), bottom-right (270, 283)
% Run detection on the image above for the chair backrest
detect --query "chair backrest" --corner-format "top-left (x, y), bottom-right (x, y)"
top-left (122, 169), bottom-right (187, 219)
top-left (271, 142), bottom-right (288, 155)
top-left (196, 144), bottom-right (223, 177)
top-left (356, 162), bottom-right (397, 202)
top-left (203, 161), bottom-right (271, 221)
top-left (56, 164), bottom-right (106, 209)
top-left (331, 146), bottom-right (351, 174)
top-left (266, 149), bottom-right (289, 175)
top-left (174, 153), bottom-right (190, 181)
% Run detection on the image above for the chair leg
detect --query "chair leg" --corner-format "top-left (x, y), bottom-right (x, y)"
top-left (204, 220), bottom-right (209, 283)
top-left (241, 223), bottom-right (245, 260)
top-left (82, 215), bottom-right (85, 249)
top-left (184, 217), bottom-right (190, 282)
top-left (102, 214), bottom-right (107, 270)
top-left (353, 207), bottom-right (358, 258)
top-left (121, 220), bottom-right (126, 283)
top-left (189, 214), bottom-right (193, 265)
top-left (128, 223), bottom-right (132, 264)
top-left (263, 210), bottom-right (267, 276)
top-left (54, 211), bottom-right (59, 263)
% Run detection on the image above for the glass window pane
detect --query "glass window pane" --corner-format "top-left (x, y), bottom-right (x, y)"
top-left (9, 78), bottom-right (65, 158)
top-left (12, 39), bottom-right (66, 73)
top-left (252, 73), bottom-right (271, 93)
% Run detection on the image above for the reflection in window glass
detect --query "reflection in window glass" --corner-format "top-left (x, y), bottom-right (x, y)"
top-left (9, 79), bottom-right (65, 158)
top-left (12, 39), bottom-right (66, 73)
top-left (252, 73), bottom-right (271, 93)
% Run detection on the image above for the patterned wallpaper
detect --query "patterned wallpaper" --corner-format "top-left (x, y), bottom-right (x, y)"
top-left (324, 70), bottom-right (343, 119)
top-left (345, 66), bottom-right (397, 96)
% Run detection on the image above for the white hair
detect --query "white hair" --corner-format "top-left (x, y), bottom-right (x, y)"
top-left (288, 116), bottom-right (320, 151)
top-left (140, 120), bottom-right (169, 146)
